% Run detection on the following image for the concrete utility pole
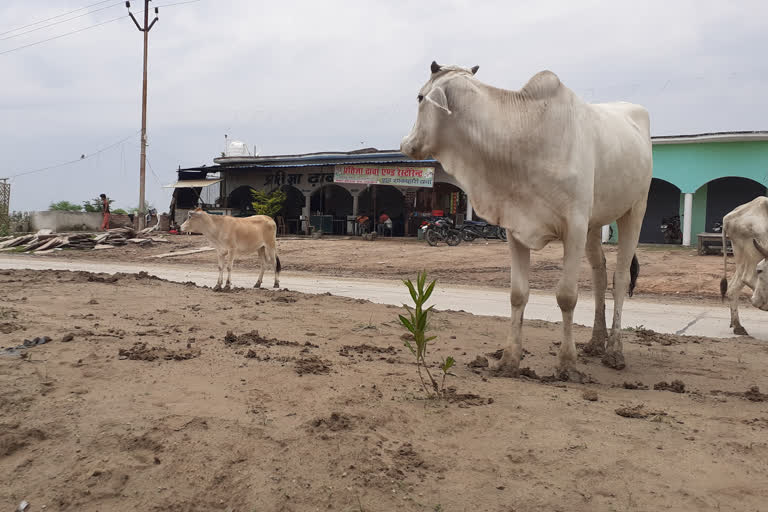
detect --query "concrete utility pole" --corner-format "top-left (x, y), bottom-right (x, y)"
top-left (126, 0), bottom-right (159, 229)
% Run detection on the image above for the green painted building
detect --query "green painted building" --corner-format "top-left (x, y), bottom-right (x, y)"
top-left (610, 131), bottom-right (768, 245)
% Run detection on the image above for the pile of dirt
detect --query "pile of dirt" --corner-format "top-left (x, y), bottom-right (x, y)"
top-left (118, 342), bottom-right (200, 361)
top-left (711, 386), bottom-right (768, 402)
top-left (295, 355), bottom-right (331, 375)
top-left (0, 426), bottom-right (47, 457)
top-left (224, 330), bottom-right (314, 348)
top-left (622, 381), bottom-right (650, 390)
top-left (615, 404), bottom-right (668, 419)
top-left (338, 344), bottom-right (397, 357)
top-left (654, 380), bottom-right (686, 393)
top-left (443, 388), bottom-right (494, 407)
top-left (310, 412), bottom-right (354, 432)
top-left (0, 322), bottom-right (21, 334)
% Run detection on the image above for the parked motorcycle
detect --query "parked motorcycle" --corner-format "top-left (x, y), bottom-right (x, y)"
top-left (459, 220), bottom-right (507, 242)
top-left (711, 221), bottom-right (722, 233)
top-left (422, 217), bottom-right (462, 246)
top-left (660, 215), bottom-right (682, 243)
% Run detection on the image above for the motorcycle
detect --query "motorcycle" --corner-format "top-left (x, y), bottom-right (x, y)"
top-left (660, 215), bottom-right (682, 243)
top-left (711, 221), bottom-right (722, 233)
top-left (459, 220), bottom-right (507, 242)
top-left (422, 217), bottom-right (462, 246)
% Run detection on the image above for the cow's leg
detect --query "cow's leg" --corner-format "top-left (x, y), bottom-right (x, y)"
top-left (583, 227), bottom-right (608, 356)
top-left (254, 247), bottom-right (266, 289)
top-left (728, 265), bottom-right (749, 335)
top-left (604, 207), bottom-right (645, 369)
top-left (214, 250), bottom-right (225, 291)
top-left (223, 250), bottom-right (235, 290)
top-left (555, 225), bottom-right (588, 375)
top-left (495, 237), bottom-right (530, 376)
top-left (272, 249), bottom-right (281, 288)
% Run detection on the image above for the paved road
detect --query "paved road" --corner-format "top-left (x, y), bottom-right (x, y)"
top-left (1, 256), bottom-right (766, 341)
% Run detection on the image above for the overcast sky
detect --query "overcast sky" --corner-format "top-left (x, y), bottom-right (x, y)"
top-left (1, 0), bottom-right (766, 212)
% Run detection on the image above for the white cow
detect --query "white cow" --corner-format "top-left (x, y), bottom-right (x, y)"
top-left (720, 196), bottom-right (768, 335)
top-left (181, 208), bottom-right (281, 291)
top-left (400, 61), bottom-right (652, 375)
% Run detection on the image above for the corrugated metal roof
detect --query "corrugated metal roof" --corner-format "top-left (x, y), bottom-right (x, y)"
top-left (221, 160), bottom-right (437, 170)
top-left (163, 179), bottom-right (222, 189)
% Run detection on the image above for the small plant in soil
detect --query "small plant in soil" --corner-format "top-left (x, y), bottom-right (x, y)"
top-left (399, 271), bottom-right (452, 398)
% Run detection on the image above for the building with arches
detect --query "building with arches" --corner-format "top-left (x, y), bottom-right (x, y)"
top-left (170, 132), bottom-right (768, 243)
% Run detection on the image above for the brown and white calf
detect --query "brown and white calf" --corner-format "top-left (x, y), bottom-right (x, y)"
top-left (180, 208), bottom-right (281, 290)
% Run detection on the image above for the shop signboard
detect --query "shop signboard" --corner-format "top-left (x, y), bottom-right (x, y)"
top-left (333, 165), bottom-right (434, 188)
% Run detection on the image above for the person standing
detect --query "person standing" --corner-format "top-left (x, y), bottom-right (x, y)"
top-left (100, 193), bottom-right (110, 231)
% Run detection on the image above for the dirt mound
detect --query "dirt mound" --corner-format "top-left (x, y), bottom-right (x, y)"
top-left (0, 426), bottom-right (47, 457)
top-left (711, 386), bottom-right (768, 402)
top-left (654, 380), bottom-right (686, 393)
top-left (224, 330), bottom-right (313, 348)
top-left (339, 344), bottom-right (397, 356)
top-left (444, 388), bottom-right (493, 407)
top-left (118, 342), bottom-right (200, 361)
top-left (311, 412), bottom-right (355, 431)
top-left (295, 355), bottom-right (331, 375)
top-left (0, 322), bottom-right (21, 334)
top-left (622, 381), bottom-right (650, 390)
top-left (615, 404), bottom-right (667, 419)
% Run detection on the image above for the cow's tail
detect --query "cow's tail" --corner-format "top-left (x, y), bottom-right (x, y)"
top-left (720, 224), bottom-right (728, 302)
top-left (628, 254), bottom-right (639, 298)
top-left (275, 254), bottom-right (282, 274)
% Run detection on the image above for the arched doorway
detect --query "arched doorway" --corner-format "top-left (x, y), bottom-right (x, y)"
top-left (310, 184), bottom-right (353, 234)
top-left (228, 185), bottom-right (256, 216)
top-left (279, 185), bottom-right (305, 234)
top-left (640, 178), bottom-right (682, 244)
top-left (358, 185), bottom-right (406, 236)
top-left (705, 177), bottom-right (767, 232)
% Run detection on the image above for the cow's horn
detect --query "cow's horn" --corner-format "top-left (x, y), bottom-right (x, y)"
top-left (471, 65), bottom-right (479, 75)
top-left (754, 239), bottom-right (768, 259)
top-left (431, 61), bottom-right (441, 74)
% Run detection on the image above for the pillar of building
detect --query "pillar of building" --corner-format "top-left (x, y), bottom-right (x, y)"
top-left (302, 193), bottom-right (311, 235)
top-left (601, 225), bottom-right (611, 243)
top-left (466, 198), bottom-right (473, 221)
top-left (682, 192), bottom-right (693, 246)
top-left (352, 194), bottom-right (359, 217)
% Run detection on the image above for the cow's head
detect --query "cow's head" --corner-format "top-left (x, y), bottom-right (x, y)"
top-left (751, 239), bottom-right (768, 310)
top-left (180, 207), bottom-right (205, 233)
top-left (400, 60), bottom-right (479, 161)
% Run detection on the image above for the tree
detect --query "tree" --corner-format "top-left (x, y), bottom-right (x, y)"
top-left (112, 208), bottom-right (128, 215)
top-left (83, 197), bottom-right (114, 213)
top-left (49, 201), bottom-right (82, 212)
top-left (251, 188), bottom-right (287, 218)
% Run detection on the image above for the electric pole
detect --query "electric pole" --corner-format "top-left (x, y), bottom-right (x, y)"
top-left (126, 0), bottom-right (158, 230)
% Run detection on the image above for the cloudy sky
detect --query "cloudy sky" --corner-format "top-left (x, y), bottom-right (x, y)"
top-left (1, 0), bottom-right (766, 212)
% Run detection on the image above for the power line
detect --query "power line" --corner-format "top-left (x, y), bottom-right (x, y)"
top-left (0, 2), bottom-right (124, 42)
top-left (7, 130), bottom-right (141, 179)
top-left (0, 14), bottom-right (129, 56)
top-left (0, 0), bottom-right (115, 37)
top-left (0, 1), bottom-right (201, 57)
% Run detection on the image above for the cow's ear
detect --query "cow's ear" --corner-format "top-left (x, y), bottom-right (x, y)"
top-left (431, 61), bottom-right (442, 74)
top-left (470, 65), bottom-right (479, 75)
top-left (425, 87), bottom-right (451, 115)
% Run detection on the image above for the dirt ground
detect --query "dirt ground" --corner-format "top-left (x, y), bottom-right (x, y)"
top-left (24, 234), bottom-right (736, 302)
top-left (2, 269), bottom-right (767, 511)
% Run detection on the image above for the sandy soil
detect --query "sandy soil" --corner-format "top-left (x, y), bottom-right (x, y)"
top-left (21, 234), bottom-right (736, 303)
top-left (2, 269), bottom-right (767, 511)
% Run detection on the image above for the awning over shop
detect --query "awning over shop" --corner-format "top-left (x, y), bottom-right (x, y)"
top-left (164, 179), bottom-right (222, 189)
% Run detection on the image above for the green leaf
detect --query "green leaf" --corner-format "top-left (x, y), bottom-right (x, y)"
top-left (423, 280), bottom-right (436, 302)
top-left (425, 335), bottom-right (437, 342)
top-left (404, 280), bottom-right (419, 305)
top-left (441, 356), bottom-right (455, 372)
top-left (398, 314), bottom-right (415, 333)
top-left (403, 339), bottom-right (416, 355)
top-left (417, 271), bottom-right (427, 295)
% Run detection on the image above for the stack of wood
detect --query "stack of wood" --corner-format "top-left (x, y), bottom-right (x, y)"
top-left (0, 227), bottom-right (170, 254)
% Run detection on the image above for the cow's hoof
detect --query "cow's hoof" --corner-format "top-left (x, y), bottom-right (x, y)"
top-left (223, 284), bottom-right (231, 291)
top-left (273, 283), bottom-right (280, 289)
top-left (254, 282), bottom-right (262, 289)
top-left (581, 340), bottom-right (606, 357)
top-left (601, 351), bottom-right (626, 370)
top-left (213, 284), bottom-right (222, 292)
top-left (734, 325), bottom-right (749, 336)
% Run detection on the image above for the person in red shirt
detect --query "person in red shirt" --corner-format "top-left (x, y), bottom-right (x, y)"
top-left (100, 193), bottom-right (110, 231)
top-left (377, 212), bottom-right (392, 235)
